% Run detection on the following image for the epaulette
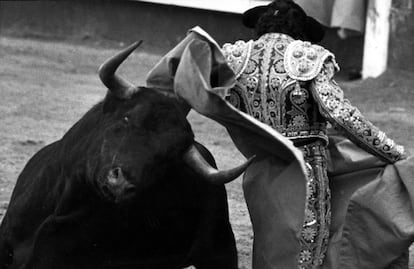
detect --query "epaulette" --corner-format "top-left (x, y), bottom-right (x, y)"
top-left (222, 40), bottom-right (253, 79)
top-left (284, 40), bottom-right (338, 81)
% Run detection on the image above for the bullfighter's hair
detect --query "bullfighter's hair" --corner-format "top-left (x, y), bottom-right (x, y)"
top-left (253, 0), bottom-right (325, 42)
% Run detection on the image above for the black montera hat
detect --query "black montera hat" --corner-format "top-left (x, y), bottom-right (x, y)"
top-left (242, 1), bottom-right (325, 43)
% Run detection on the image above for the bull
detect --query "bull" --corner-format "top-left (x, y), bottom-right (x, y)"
top-left (0, 42), bottom-right (253, 269)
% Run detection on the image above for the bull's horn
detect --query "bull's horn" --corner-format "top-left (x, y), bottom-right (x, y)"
top-left (183, 144), bottom-right (255, 185)
top-left (98, 40), bottom-right (143, 99)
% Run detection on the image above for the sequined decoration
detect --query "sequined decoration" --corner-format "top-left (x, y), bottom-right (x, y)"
top-left (312, 62), bottom-right (406, 163)
top-left (284, 40), bottom-right (335, 81)
top-left (224, 33), bottom-right (328, 143)
top-left (298, 141), bottom-right (331, 269)
top-left (287, 82), bottom-right (311, 130)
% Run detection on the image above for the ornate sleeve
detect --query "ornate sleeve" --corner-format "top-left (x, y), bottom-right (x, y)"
top-left (311, 60), bottom-right (406, 163)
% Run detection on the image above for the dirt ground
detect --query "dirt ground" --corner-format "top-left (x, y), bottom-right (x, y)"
top-left (0, 36), bottom-right (413, 268)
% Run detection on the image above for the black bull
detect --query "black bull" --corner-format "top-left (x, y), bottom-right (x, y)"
top-left (0, 42), bottom-right (254, 269)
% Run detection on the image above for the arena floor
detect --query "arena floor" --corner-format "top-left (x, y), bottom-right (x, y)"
top-left (0, 36), bottom-right (413, 268)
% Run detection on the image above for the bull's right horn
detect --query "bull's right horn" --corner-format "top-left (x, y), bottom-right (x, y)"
top-left (183, 144), bottom-right (255, 185)
top-left (98, 40), bottom-right (143, 99)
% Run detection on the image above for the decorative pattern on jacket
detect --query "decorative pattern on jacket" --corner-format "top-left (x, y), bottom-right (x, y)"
top-left (222, 34), bottom-right (405, 163)
top-left (311, 61), bottom-right (406, 163)
top-left (222, 33), bottom-right (328, 144)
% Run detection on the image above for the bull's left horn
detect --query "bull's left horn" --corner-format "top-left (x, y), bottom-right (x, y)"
top-left (183, 144), bottom-right (255, 185)
top-left (99, 40), bottom-right (143, 99)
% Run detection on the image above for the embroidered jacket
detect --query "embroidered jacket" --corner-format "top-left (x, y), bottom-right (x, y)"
top-left (222, 33), bottom-right (405, 163)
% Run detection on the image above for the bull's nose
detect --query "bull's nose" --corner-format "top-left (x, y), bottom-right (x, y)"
top-left (102, 167), bottom-right (136, 202)
top-left (107, 167), bottom-right (123, 185)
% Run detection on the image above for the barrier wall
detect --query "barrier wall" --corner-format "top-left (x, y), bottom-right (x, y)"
top-left (389, 11), bottom-right (414, 71)
top-left (4, 1), bottom-right (411, 73)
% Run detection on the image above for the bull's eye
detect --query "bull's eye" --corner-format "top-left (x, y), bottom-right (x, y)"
top-left (122, 116), bottom-right (130, 125)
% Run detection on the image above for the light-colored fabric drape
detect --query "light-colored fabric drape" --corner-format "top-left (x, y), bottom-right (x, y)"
top-left (147, 26), bottom-right (308, 268)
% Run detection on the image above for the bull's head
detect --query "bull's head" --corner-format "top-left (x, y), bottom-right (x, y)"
top-left (91, 41), bottom-right (253, 203)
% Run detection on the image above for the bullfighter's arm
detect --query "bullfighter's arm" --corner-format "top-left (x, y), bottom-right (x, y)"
top-left (311, 60), bottom-right (406, 163)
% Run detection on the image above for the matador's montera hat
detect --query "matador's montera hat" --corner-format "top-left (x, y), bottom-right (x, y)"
top-left (242, 0), bottom-right (325, 43)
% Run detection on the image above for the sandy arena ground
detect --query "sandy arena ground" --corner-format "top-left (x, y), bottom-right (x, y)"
top-left (0, 36), bottom-right (413, 268)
